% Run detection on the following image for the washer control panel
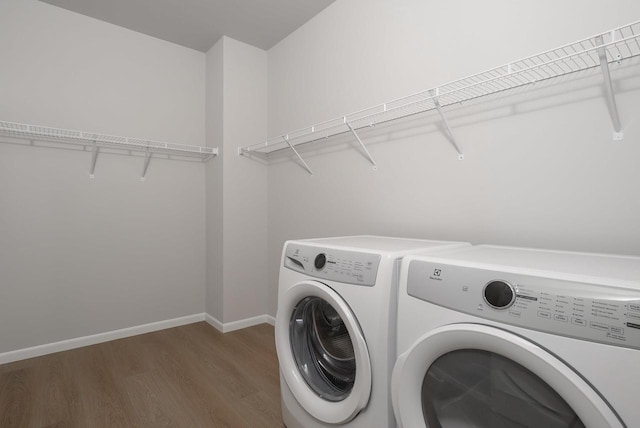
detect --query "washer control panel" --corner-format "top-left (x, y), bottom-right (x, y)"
top-left (407, 260), bottom-right (640, 350)
top-left (284, 243), bottom-right (381, 286)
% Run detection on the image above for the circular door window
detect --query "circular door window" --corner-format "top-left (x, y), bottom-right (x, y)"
top-left (276, 281), bottom-right (371, 424)
top-left (422, 349), bottom-right (584, 427)
top-left (290, 296), bottom-right (356, 401)
top-left (392, 324), bottom-right (624, 428)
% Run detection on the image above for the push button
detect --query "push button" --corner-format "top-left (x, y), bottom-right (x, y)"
top-left (554, 314), bottom-right (568, 323)
top-left (571, 317), bottom-right (586, 326)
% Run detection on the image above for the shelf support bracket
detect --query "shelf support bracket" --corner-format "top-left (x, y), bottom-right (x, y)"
top-left (345, 122), bottom-right (377, 169)
top-left (141, 149), bottom-right (152, 181)
top-left (595, 35), bottom-right (624, 141)
top-left (430, 90), bottom-right (464, 160)
top-left (205, 147), bottom-right (219, 161)
top-left (283, 136), bottom-right (313, 175)
top-left (89, 143), bottom-right (99, 178)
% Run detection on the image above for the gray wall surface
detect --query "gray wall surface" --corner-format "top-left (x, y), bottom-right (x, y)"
top-left (0, 0), bottom-right (206, 353)
top-left (220, 37), bottom-right (269, 323)
top-left (205, 37), bottom-right (269, 324)
top-left (205, 38), bottom-right (225, 322)
top-left (266, 0), bottom-right (640, 315)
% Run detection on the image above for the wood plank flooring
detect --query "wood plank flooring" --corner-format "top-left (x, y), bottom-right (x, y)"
top-left (0, 322), bottom-right (284, 427)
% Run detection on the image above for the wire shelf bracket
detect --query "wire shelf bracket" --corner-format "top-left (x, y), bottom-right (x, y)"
top-left (0, 120), bottom-right (219, 179)
top-left (345, 120), bottom-right (377, 169)
top-left (431, 89), bottom-right (464, 160)
top-left (284, 135), bottom-right (313, 175)
top-left (239, 20), bottom-right (640, 168)
top-left (89, 143), bottom-right (99, 179)
top-left (141, 149), bottom-right (152, 181)
top-left (596, 33), bottom-right (624, 141)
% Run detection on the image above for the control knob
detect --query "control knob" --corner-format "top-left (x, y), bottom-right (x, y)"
top-left (483, 280), bottom-right (516, 309)
top-left (314, 253), bottom-right (327, 270)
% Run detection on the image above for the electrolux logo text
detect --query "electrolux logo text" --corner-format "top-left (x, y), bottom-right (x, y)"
top-left (429, 268), bottom-right (443, 281)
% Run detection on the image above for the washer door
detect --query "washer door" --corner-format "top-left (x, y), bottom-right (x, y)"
top-left (392, 324), bottom-right (624, 428)
top-left (276, 280), bottom-right (371, 424)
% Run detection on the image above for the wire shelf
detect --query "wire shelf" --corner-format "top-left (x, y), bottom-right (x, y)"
top-left (240, 20), bottom-right (640, 156)
top-left (0, 120), bottom-right (218, 160)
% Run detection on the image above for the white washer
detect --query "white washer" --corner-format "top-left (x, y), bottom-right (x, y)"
top-left (276, 236), bottom-right (470, 428)
top-left (392, 245), bottom-right (640, 428)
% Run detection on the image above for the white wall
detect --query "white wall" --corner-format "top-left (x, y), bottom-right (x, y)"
top-left (220, 37), bottom-right (269, 323)
top-left (266, 0), bottom-right (640, 315)
top-left (0, 0), bottom-right (206, 353)
top-left (206, 37), bottom-right (269, 326)
top-left (205, 39), bottom-right (225, 321)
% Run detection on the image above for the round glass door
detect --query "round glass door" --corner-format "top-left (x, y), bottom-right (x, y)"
top-left (290, 296), bottom-right (356, 402)
top-left (391, 324), bottom-right (624, 428)
top-left (423, 350), bottom-right (584, 428)
top-left (276, 281), bottom-right (371, 424)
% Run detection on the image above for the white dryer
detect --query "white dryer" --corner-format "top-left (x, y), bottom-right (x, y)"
top-left (392, 245), bottom-right (640, 428)
top-left (276, 236), bottom-right (470, 428)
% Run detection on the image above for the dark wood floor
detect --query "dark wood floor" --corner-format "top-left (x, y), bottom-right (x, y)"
top-left (0, 322), bottom-right (284, 427)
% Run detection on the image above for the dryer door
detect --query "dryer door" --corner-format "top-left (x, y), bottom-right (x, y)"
top-left (392, 323), bottom-right (624, 428)
top-left (276, 280), bottom-right (371, 424)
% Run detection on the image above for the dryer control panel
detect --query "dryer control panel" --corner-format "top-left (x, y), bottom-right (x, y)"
top-left (284, 243), bottom-right (381, 286)
top-left (407, 260), bottom-right (640, 350)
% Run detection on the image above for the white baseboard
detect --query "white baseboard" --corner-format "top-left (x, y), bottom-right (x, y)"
top-left (205, 313), bottom-right (275, 333)
top-left (1, 312), bottom-right (276, 365)
top-left (205, 313), bottom-right (224, 332)
top-left (0, 313), bottom-right (205, 365)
